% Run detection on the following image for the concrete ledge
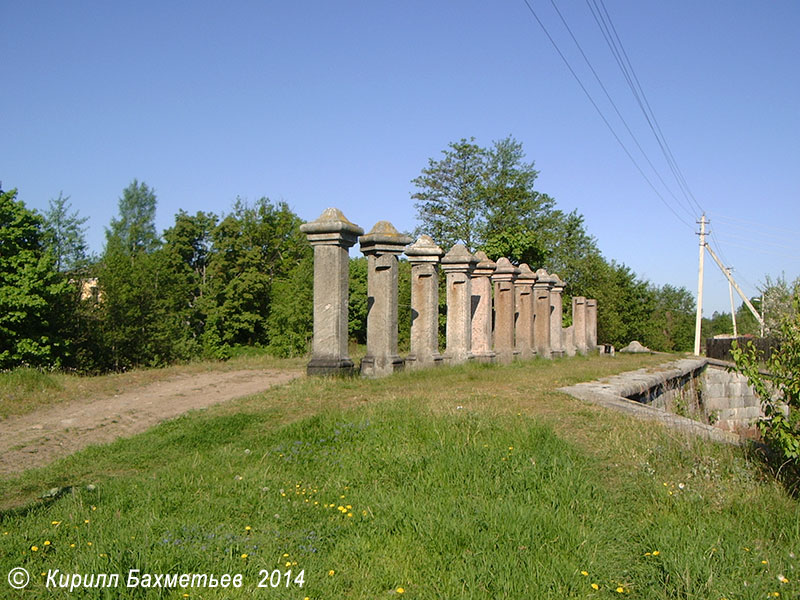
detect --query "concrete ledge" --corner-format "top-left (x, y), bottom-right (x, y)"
top-left (559, 358), bottom-right (742, 445)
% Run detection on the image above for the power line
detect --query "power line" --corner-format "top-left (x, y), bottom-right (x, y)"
top-left (519, 0), bottom-right (694, 230)
top-left (586, 0), bottom-right (705, 218)
top-left (546, 0), bottom-right (695, 223)
top-left (713, 213), bottom-right (798, 236)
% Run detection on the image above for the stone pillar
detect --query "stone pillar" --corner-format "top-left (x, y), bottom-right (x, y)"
top-left (586, 298), bottom-right (598, 352)
top-left (404, 235), bottom-right (444, 370)
top-left (533, 269), bottom-right (554, 359)
top-left (549, 274), bottom-right (566, 358)
top-left (572, 296), bottom-right (588, 355)
top-left (441, 244), bottom-right (478, 365)
top-left (492, 257), bottom-right (518, 364)
top-left (514, 264), bottom-right (536, 360)
top-left (470, 251), bottom-right (496, 363)
top-left (563, 325), bottom-right (576, 357)
top-left (358, 221), bottom-right (413, 378)
top-left (300, 208), bottom-right (364, 376)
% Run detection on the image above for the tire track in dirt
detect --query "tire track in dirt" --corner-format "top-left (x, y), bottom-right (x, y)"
top-left (0, 369), bottom-right (302, 476)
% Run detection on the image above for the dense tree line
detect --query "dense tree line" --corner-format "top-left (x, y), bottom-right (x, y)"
top-left (0, 183), bottom-right (312, 372)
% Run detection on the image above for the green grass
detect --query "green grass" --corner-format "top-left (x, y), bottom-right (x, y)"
top-left (1, 354), bottom-right (798, 599)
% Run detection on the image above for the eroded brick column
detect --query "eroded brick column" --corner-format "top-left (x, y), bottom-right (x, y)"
top-left (404, 235), bottom-right (444, 370)
top-left (470, 251), bottom-right (496, 363)
top-left (300, 208), bottom-right (364, 376)
top-left (359, 221), bottom-right (413, 378)
top-left (533, 269), bottom-right (554, 359)
top-left (492, 257), bottom-right (518, 364)
top-left (514, 263), bottom-right (536, 360)
top-left (572, 296), bottom-right (588, 355)
top-left (550, 275), bottom-right (566, 358)
top-left (441, 244), bottom-right (478, 365)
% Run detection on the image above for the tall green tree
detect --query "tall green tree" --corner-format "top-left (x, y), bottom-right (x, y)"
top-left (41, 192), bottom-right (90, 273)
top-left (0, 189), bottom-right (73, 368)
top-left (108, 179), bottom-right (159, 255)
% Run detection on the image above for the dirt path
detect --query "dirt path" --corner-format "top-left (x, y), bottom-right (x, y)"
top-left (0, 369), bottom-right (302, 476)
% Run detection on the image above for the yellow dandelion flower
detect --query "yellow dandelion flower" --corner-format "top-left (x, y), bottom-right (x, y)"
top-left (51, 521), bottom-right (60, 526)
top-left (286, 562), bottom-right (292, 567)
top-left (245, 526), bottom-right (251, 531)
top-left (31, 545), bottom-right (39, 551)
top-left (772, 593), bottom-right (780, 598)
top-left (616, 586), bottom-right (624, 593)
top-left (397, 587), bottom-right (405, 594)
top-left (591, 583), bottom-right (599, 590)
top-left (241, 553), bottom-right (248, 559)
top-left (91, 506), bottom-right (96, 511)
top-left (84, 519), bottom-right (90, 524)
top-left (508, 446), bottom-right (514, 450)
top-left (44, 540), bottom-right (51, 546)
top-left (763, 560), bottom-right (769, 564)
top-left (283, 553), bottom-right (289, 557)
top-left (87, 542), bottom-right (92, 546)
top-left (778, 575), bottom-right (789, 583)
top-left (362, 510), bottom-right (367, 516)
top-left (346, 505), bottom-right (352, 509)
top-left (70, 543), bottom-right (75, 548)
top-left (644, 552), bottom-right (651, 556)
top-left (347, 512), bottom-right (353, 517)
top-left (581, 571), bottom-right (589, 576)
top-left (328, 570), bottom-right (335, 576)
top-left (652, 551), bottom-right (660, 556)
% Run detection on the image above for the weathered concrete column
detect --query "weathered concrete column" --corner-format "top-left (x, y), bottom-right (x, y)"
top-left (563, 325), bottom-right (577, 357)
top-left (492, 257), bottom-right (518, 364)
top-left (441, 244), bottom-right (478, 365)
top-left (572, 296), bottom-right (588, 355)
top-left (470, 251), bottom-right (496, 363)
top-left (300, 208), bottom-right (364, 376)
top-left (533, 269), bottom-right (554, 359)
top-left (404, 235), bottom-right (444, 370)
top-left (549, 274), bottom-right (566, 358)
top-left (586, 298), bottom-right (598, 352)
top-left (359, 221), bottom-right (413, 378)
top-left (514, 264), bottom-right (536, 360)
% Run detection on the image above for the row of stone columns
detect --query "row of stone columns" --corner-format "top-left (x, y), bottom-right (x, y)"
top-left (301, 208), bottom-right (598, 377)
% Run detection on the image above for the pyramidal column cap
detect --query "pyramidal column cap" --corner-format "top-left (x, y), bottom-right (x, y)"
top-left (441, 243), bottom-right (478, 268)
top-left (359, 220), bottom-right (412, 254)
top-left (405, 234), bottom-right (444, 260)
top-left (516, 263), bottom-right (537, 281)
top-left (534, 268), bottom-right (556, 286)
top-left (492, 257), bottom-right (519, 279)
top-left (550, 273), bottom-right (566, 290)
top-left (472, 250), bottom-right (497, 276)
top-left (300, 207), bottom-right (364, 236)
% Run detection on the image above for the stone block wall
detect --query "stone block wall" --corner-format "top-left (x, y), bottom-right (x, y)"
top-left (302, 208), bottom-right (600, 377)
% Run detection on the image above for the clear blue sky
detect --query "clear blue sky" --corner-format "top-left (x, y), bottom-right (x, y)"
top-left (2, 1), bottom-right (798, 317)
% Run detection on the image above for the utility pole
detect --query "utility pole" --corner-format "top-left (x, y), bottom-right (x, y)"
top-left (727, 267), bottom-right (738, 337)
top-left (693, 214), bottom-right (707, 356)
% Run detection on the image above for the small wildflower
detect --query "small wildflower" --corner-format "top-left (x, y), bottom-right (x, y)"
top-left (241, 553), bottom-right (248, 559)
top-left (283, 553), bottom-right (289, 557)
top-left (591, 583), bottom-right (599, 590)
top-left (644, 552), bottom-right (651, 556)
top-left (234, 475), bottom-right (243, 481)
top-left (84, 519), bottom-right (90, 524)
top-left (91, 506), bottom-right (96, 511)
top-left (778, 575), bottom-right (789, 583)
top-left (244, 449), bottom-right (251, 455)
top-left (286, 562), bottom-right (292, 567)
top-left (652, 551), bottom-right (660, 556)
top-left (616, 586), bottom-right (624, 593)
top-left (70, 543), bottom-right (75, 548)
top-left (245, 526), bottom-right (251, 532)
top-left (581, 571), bottom-right (589, 576)
top-left (347, 512), bottom-right (353, 517)
top-left (397, 587), bottom-right (405, 594)
top-left (87, 542), bottom-right (92, 546)
top-left (328, 570), bottom-right (335, 576)
top-left (31, 545), bottom-right (39, 551)
top-left (763, 560), bottom-right (769, 564)
top-left (51, 521), bottom-right (60, 526)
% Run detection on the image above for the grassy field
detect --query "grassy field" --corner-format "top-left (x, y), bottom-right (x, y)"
top-left (1, 353), bottom-right (798, 599)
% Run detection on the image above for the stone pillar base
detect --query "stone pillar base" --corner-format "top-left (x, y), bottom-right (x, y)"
top-left (360, 355), bottom-right (405, 378)
top-left (443, 353), bottom-right (473, 366)
top-left (405, 354), bottom-right (444, 370)
top-left (551, 350), bottom-right (565, 359)
top-left (471, 352), bottom-right (496, 364)
top-left (307, 358), bottom-right (356, 377)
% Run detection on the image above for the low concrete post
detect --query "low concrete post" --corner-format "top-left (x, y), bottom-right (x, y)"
top-left (441, 244), bottom-right (478, 365)
top-left (404, 235), bottom-right (444, 370)
top-left (300, 208), bottom-right (364, 376)
top-left (572, 296), bottom-right (588, 355)
top-left (550, 274), bottom-right (566, 358)
top-left (533, 268), bottom-right (554, 359)
top-left (358, 221), bottom-right (413, 378)
top-left (514, 264), bottom-right (536, 360)
top-left (586, 298), bottom-right (598, 352)
top-left (492, 257), bottom-right (518, 364)
top-left (470, 251), bottom-right (496, 363)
